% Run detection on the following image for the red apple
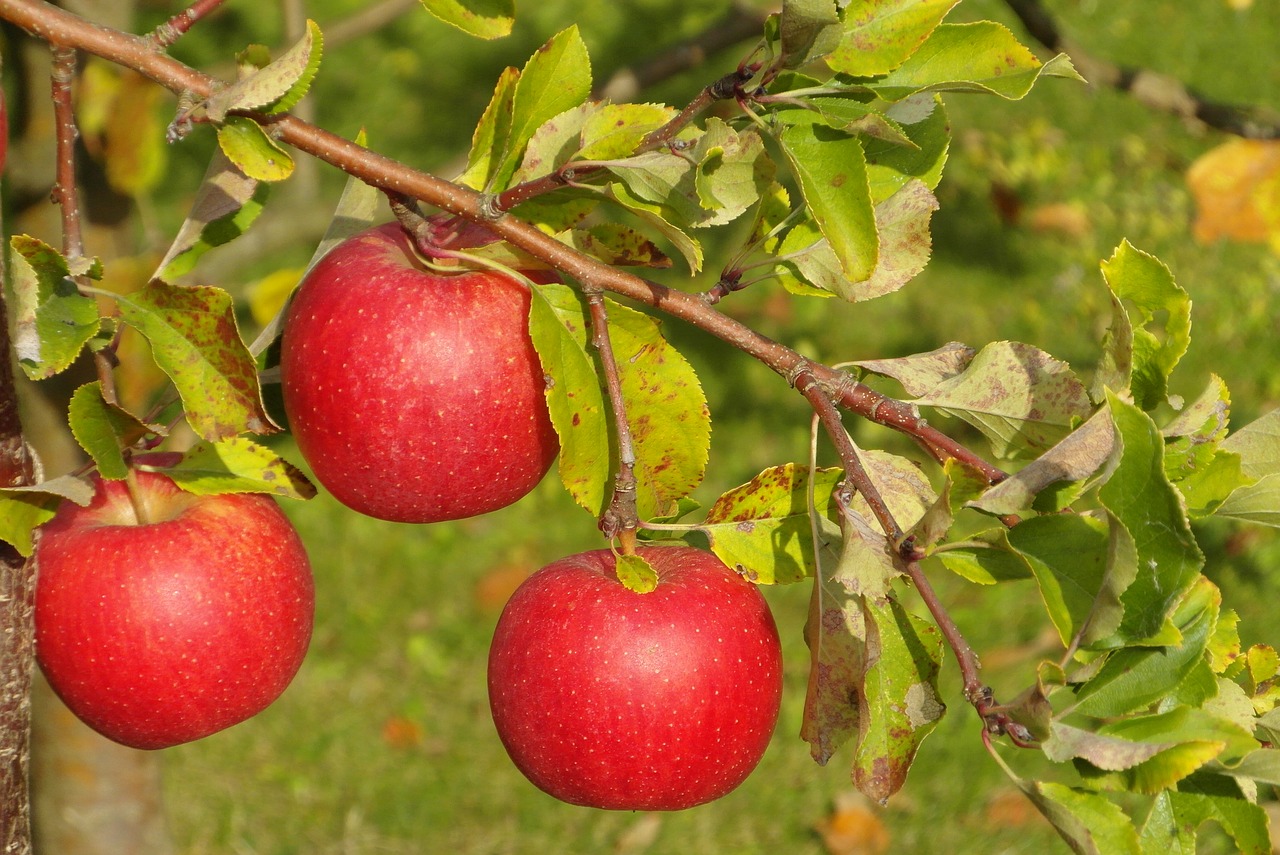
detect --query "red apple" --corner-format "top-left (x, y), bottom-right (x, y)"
top-left (279, 222), bottom-right (558, 523)
top-left (33, 470), bottom-right (314, 750)
top-left (487, 546), bottom-right (783, 810)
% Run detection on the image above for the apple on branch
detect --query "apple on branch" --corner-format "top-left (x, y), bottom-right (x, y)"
top-left (33, 469), bottom-right (315, 750)
top-left (487, 546), bottom-right (783, 811)
top-left (279, 222), bottom-right (559, 524)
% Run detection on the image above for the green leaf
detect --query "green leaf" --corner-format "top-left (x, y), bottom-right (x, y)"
top-left (9, 235), bottom-right (100, 380)
top-left (418, 0), bottom-right (514, 39)
top-left (778, 121), bottom-right (878, 283)
top-left (864, 95), bottom-right (951, 204)
top-left (110, 281), bottom-right (277, 441)
top-left (972, 407), bottom-right (1116, 516)
top-left (1101, 394), bottom-right (1205, 643)
top-left (912, 340), bottom-right (1093, 457)
top-left (866, 22), bottom-right (1083, 101)
top-left (933, 528), bottom-right (1034, 585)
top-left (510, 101), bottom-right (593, 185)
top-left (528, 284), bottom-right (609, 515)
top-left (1073, 706), bottom-right (1256, 793)
top-left (1222, 407), bottom-right (1280, 478)
top-left (603, 183), bottom-right (704, 272)
top-left (578, 103), bottom-right (676, 161)
top-left (826, 0), bottom-right (960, 77)
top-left (1213, 474), bottom-right (1280, 527)
top-left (1070, 578), bottom-right (1219, 719)
top-left (703, 464), bottom-right (844, 585)
top-left (68, 382), bottom-right (162, 480)
top-left (1095, 241), bottom-right (1191, 409)
top-left (1017, 783), bottom-right (1140, 855)
top-left (457, 66), bottom-right (519, 190)
top-left (1140, 789), bottom-right (1270, 855)
top-left (852, 596), bottom-right (945, 803)
top-left (1006, 511), bottom-right (1114, 648)
top-left (777, 0), bottom-right (842, 69)
top-left (203, 20), bottom-right (323, 121)
top-left (156, 148), bottom-right (269, 280)
top-left (527, 285), bottom-right (708, 520)
top-left (0, 490), bottom-right (61, 557)
top-left (615, 553), bottom-right (659, 594)
top-left (217, 116), bottom-right (295, 182)
top-left (146, 437), bottom-right (316, 500)
top-left (492, 26), bottom-right (592, 190)
top-left (603, 299), bottom-right (710, 519)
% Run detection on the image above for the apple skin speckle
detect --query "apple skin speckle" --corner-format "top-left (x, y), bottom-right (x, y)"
top-left (487, 546), bottom-right (782, 811)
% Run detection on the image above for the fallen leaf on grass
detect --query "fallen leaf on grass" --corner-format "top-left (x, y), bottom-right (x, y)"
top-left (815, 791), bottom-right (890, 855)
top-left (1187, 138), bottom-right (1280, 252)
top-left (380, 715), bottom-right (424, 750)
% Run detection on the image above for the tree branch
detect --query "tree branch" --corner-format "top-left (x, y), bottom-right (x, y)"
top-left (1003, 0), bottom-right (1280, 139)
top-left (0, 0), bottom-right (1009, 483)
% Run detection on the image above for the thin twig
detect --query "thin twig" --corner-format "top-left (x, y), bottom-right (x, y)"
top-left (147, 0), bottom-right (229, 50)
top-left (584, 287), bottom-right (640, 553)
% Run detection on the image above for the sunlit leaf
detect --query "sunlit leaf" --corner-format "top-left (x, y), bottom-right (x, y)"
top-left (778, 120), bottom-right (878, 283)
top-left (933, 528), bottom-right (1034, 585)
top-left (1222, 407), bottom-right (1280, 479)
top-left (217, 116), bottom-right (295, 182)
top-left (865, 95), bottom-right (951, 204)
top-left (203, 20), bottom-right (323, 120)
top-left (603, 183), bottom-right (704, 272)
top-left (68, 382), bottom-right (163, 480)
top-left (418, 0), bottom-right (514, 39)
top-left (577, 103), bottom-right (676, 161)
top-left (527, 284), bottom-right (609, 515)
top-left (9, 235), bottom-right (100, 380)
top-left (826, 0), bottom-right (960, 77)
top-left (104, 71), bottom-right (168, 196)
top-left (1096, 241), bottom-right (1190, 410)
top-left (703, 464), bottom-right (844, 585)
top-left (866, 22), bottom-right (1083, 101)
top-left (853, 341), bottom-right (974, 397)
top-left (615, 553), bottom-right (659, 594)
top-left (458, 66), bottom-right (520, 190)
top-left (110, 281), bottom-right (277, 440)
top-left (1006, 510), bottom-right (1113, 648)
top-left (147, 437), bottom-right (316, 500)
top-left (0, 490), bottom-right (60, 557)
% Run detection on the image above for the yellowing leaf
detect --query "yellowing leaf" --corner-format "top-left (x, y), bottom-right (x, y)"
top-left (1187, 139), bottom-right (1280, 253)
top-left (247, 267), bottom-right (303, 327)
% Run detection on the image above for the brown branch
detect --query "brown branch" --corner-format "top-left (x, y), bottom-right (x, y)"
top-left (0, 47), bottom-right (38, 853)
top-left (49, 46), bottom-right (81, 258)
top-left (0, 0), bottom-right (1009, 482)
top-left (147, 0), bottom-right (229, 50)
top-left (584, 287), bottom-right (640, 552)
top-left (1003, 0), bottom-right (1280, 139)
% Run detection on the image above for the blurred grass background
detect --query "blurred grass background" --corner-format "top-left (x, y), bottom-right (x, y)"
top-left (121, 0), bottom-right (1280, 852)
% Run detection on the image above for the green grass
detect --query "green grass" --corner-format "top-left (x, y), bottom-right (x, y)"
top-left (160, 1), bottom-right (1280, 852)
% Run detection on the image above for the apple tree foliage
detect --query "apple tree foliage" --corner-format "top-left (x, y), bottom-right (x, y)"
top-left (3, 0), bottom-right (1280, 851)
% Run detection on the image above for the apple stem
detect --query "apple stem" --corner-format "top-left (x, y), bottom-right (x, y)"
top-left (122, 468), bottom-right (153, 526)
top-left (583, 286), bottom-right (641, 553)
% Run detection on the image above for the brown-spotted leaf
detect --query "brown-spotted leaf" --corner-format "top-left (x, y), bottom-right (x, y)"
top-left (854, 595), bottom-right (945, 803)
top-left (703, 464), bottom-right (844, 584)
top-left (853, 341), bottom-right (975, 397)
top-left (803, 576), bottom-right (868, 766)
top-left (913, 340), bottom-right (1092, 457)
top-left (1187, 138), bottom-right (1280, 252)
top-left (112, 281), bottom-right (276, 440)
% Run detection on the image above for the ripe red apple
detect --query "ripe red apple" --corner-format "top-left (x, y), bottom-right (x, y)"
top-left (279, 222), bottom-right (558, 523)
top-left (487, 546), bottom-right (783, 810)
top-left (33, 469), bottom-right (314, 750)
